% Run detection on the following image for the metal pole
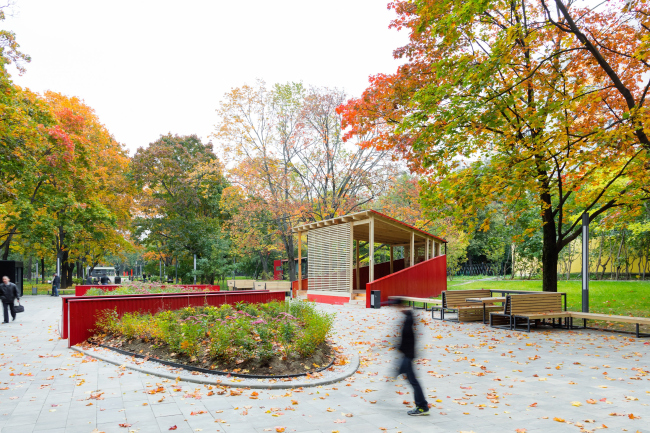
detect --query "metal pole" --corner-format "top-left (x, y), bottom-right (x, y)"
top-left (582, 213), bottom-right (589, 313)
top-left (193, 254), bottom-right (197, 284)
top-left (159, 259), bottom-right (162, 279)
top-left (175, 258), bottom-right (178, 284)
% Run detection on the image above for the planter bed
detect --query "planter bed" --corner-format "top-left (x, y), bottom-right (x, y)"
top-left (88, 301), bottom-right (335, 377)
top-left (64, 291), bottom-right (284, 346)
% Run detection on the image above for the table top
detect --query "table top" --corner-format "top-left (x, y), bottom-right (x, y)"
top-left (466, 297), bottom-right (507, 304)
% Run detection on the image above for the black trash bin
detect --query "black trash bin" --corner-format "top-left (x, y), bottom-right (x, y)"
top-left (167, 277), bottom-right (173, 283)
top-left (114, 276), bottom-right (122, 285)
top-left (371, 290), bottom-right (381, 309)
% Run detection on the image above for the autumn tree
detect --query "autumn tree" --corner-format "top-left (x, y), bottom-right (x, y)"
top-left (131, 134), bottom-right (229, 284)
top-left (339, 0), bottom-right (650, 291)
top-left (214, 81), bottom-right (396, 281)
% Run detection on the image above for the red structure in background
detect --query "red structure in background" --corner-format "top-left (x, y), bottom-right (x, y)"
top-left (273, 260), bottom-right (283, 280)
top-left (64, 290), bottom-right (283, 347)
top-left (74, 284), bottom-right (220, 296)
top-left (365, 255), bottom-right (447, 308)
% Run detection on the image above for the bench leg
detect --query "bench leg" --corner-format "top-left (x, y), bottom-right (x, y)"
top-left (637, 323), bottom-right (640, 339)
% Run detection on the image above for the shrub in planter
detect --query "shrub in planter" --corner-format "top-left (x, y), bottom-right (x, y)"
top-left (94, 301), bottom-right (334, 368)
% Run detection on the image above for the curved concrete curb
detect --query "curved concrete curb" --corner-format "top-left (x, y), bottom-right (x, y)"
top-left (71, 343), bottom-right (359, 389)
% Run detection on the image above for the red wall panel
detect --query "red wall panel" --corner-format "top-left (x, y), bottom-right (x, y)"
top-left (352, 259), bottom-right (405, 290)
top-left (65, 291), bottom-right (283, 346)
top-left (365, 255), bottom-right (447, 308)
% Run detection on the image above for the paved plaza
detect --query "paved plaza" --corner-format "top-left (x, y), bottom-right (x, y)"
top-left (1, 296), bottom-right (649, 433)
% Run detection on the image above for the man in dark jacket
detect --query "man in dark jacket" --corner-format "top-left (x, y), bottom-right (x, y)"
top-left (397, 307), bottom-right (429, 416)
top-left (100, 273), bottom-right (110, 285)
top-left (51, 273), bottom-right (60, 297)
top-left (1, 276), bottom-right (20, 323)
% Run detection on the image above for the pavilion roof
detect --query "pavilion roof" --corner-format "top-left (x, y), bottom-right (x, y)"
top-left (291, 210), bottom-right (447, 246)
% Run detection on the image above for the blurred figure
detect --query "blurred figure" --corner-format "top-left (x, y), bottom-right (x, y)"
top-left (100, 273), bottom-right (110, 285)
top-left (51, 273), bottom-right (60, 297)
top-left (395, 300), bottom-right (429, 416)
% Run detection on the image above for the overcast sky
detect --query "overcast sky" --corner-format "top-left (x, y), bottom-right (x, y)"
top-left (3, 0), bottom-right (407, 155)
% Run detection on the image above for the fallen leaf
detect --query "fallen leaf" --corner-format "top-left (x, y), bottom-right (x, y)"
top-left (553, 417), bottom-right (565, 422)
top-left (119, 424), bottom-right (132, 428)
top-left (169, 427), bottom-right (177, 431)
top-left (572, 401), bottom-right (582, 407)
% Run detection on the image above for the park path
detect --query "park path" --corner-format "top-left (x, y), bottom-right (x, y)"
top-left (1, 296), bottom-right (649, 433)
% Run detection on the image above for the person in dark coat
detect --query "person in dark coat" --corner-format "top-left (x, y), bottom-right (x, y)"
top-left (1, 276), bottom-right (20, 323)
top-left (100, 273), bottom-right (110, 285)
top-left (51, 273), bottom-right (60, 297)
top-left (396, 305), bottom-right (429, 416)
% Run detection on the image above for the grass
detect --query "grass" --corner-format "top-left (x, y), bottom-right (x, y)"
top-left (446, 280), bottom-right (650, 318)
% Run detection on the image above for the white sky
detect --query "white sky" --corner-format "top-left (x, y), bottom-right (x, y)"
top-left (3, 0), bottom-right (408, 155)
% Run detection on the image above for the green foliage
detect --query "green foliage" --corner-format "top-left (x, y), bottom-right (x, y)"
top-left (94, 301), bottom-right (334, 364)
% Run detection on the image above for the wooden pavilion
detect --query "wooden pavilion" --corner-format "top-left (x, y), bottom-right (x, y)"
top-left (292, 210), bottom-right (447, 304)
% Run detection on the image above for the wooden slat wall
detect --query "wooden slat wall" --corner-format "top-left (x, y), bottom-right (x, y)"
top-left (308, 223), bottom-right (352, 293)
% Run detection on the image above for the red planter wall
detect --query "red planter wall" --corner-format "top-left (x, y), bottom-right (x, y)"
top-left (365, 255), bottom-right (447, 308)
top-left (64, 290), bottom-right (283, 347)
top-left (74, 284), bottom-right (220, 296)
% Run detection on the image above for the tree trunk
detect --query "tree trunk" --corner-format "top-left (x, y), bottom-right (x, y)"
top-left (541, 192), bottom-right (559, 292)
top-left (0, 227), bottom-right (17, 260)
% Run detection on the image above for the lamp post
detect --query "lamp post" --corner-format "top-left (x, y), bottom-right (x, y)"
top-left (582, 213), bottom-right (590, 313)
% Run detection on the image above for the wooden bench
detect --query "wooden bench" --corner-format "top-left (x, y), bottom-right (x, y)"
top-left (254, 281), bottom-right (291, 292)
top-left (226, 280), bottom-right (256, 290)
top-left (434, 290), bottom-right (502, 322)
top-left (490, 293), bottom-right (567, 331)
top-left (568, 312), bottom-right (650, 338)
top-left (388, 296), bottom-right (442, 311)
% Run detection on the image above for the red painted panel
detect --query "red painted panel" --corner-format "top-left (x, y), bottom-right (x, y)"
top-left (67, 291), bottom-right (284, 347)
top-left (352, 259), bottom-right (405, 290)
top-left (365, 255), bottom-right (447, 308)
top-left (307, 293), bottom-right (349, 305)
top-left (292, 279), bottom-right (308, 292)
top-left (62, 289), bottom-right (258, 340)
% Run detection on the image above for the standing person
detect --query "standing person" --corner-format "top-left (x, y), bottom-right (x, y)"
top-left (0, 276), bottom-right (20, 323)
top-left (397, 304), bottom-right (429, 416)
top-left (51, 273), bottom-right (60, 297)
top-left (100, 273), bottom-right (109, 285)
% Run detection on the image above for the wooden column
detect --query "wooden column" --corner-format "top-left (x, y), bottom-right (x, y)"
top-left (356, 240), bottom-right (360, 290)
top-left (410, 231), bottom-right (415, 267)
top-left (369, 216), bottom-right (375, 282)
top-left (297, 232), bottom-right (302, 291)
top-left (389, 246), bottom-right (394, 274)
top-left (426, 239), bottom-right (430, 260)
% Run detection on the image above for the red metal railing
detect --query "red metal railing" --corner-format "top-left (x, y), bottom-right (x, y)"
top-left (64, 290), bottom-right (283, 347)
top-left (365, 255), bottom-right (447, 308)
top-left (74, 284), bottom-right (220, 296)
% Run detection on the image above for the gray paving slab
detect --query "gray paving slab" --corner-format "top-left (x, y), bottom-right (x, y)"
top-left (2, 296), bottom-right (650, 432)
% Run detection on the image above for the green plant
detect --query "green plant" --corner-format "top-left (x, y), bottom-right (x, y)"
top-left (93, 300), bottom-right (334, 365)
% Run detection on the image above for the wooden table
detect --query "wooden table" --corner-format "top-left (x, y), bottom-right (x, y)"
top-left (466, 297), bottom-right (506, 324)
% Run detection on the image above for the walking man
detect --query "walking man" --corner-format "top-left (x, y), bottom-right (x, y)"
top-left (0, 276), bottom-right (20, 323)
top-left (51, 273), bottom-right (60, 297)
top-left (396, 303), bottom-right (429, 416)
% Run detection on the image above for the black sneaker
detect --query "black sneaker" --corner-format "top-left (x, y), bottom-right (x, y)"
top-left (407, 406), bottom-right (430, 416)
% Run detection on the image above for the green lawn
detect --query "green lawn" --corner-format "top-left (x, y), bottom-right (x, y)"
top-left (446, 280), bottom-right (650, 318)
